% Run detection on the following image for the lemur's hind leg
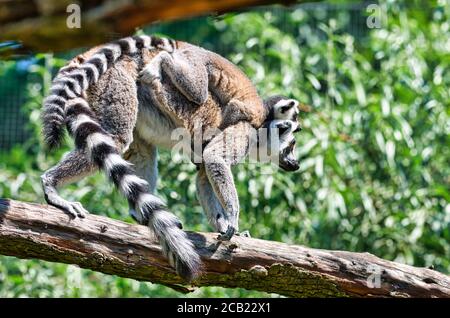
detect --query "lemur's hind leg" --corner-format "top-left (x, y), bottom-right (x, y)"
top-left (41, 149), bottom-right (96, 218)
top-left (202, 121), bottom-right (254, 241)
top-left (123, 134), bottom-right (158, 220)
top-left (140, 50), bottom-right (208, 105)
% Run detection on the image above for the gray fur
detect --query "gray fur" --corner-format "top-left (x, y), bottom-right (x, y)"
top-left (201, 121), bottom-right (254, 240)
top-left (139, 48), bottom-right (302, 238)
top-left (40, 34), bottom-right (301, 280)
top-left (125, 133), bottom-right (159, 194)
top-left (42, 35), bottom-right (175, 150)
top-left (41, 149), bottom-right (95, 218)
top-left (124, 133), bottom-right (159, 218)
top-left (196, 166), bottom-right (229, 233)
top-left (42, 46), bottom-right (201, 280)
top-left (140, 50), bottom-right (208, 106)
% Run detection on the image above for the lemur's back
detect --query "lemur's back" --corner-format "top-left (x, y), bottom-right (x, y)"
top-left (60, 40), bottom-right (265, 146)
top-left (140, 41), bottom-right (266, 136)
top-left (57, 44), bottom-right (161, 147)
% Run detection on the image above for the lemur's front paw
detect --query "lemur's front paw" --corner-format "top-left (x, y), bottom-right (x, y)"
top-left (59, 201), bottom-right (88, 218)
top-left (217, 225), bottom-right (236, 241)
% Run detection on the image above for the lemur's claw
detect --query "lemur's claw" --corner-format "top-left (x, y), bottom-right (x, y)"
top-left (218, 225), bottom-right (236, 241)
top-left (59, 201), bottom-right (88, 219)
top-left (72, 202), bottom-right (88, 218)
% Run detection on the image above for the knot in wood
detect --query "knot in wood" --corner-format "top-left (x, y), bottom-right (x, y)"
top-left (249, 265), bottom-right (268, 277)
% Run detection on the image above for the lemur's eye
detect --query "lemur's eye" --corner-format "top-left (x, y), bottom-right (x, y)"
top-left (280, 105), bottom-right (291, 114)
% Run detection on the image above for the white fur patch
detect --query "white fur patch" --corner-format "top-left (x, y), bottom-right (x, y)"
top-left (137, 193), bottom-right (165, 210)
top-left (71, 114), bottom-right (98, 132)
top-left (103, 43), bottom-right (122, 61)
top-left (270, 119), bottom-right (298, 149)
top-left (68, 69), bottom-right (89, 90)
top-left (120, 174), bottom-right (149, 196)
top-left (51, 83), bottom-right (77, 99)
top-left (55, 76), bottom-right (82, 95)
top-left (58, 64), bottom-right (76, 73)
top-left (139, 35), bottom-right (152, 48)
top-left (139, 54), bottom-right (163, 84)
top-left (273, 99), bottom-right (299, 120)
top-left (86, 132), bottom-right (115, 152)
top-left (66, 97), bottom-right (89, 108)
top-left (44, 95), bottom-right (66, 107)
top-left (135, 105), bottom-right (178, 150)
top-left (80, 63), bottom-right (100, 83)
top-left (88, 54), bottom-right (108, 74)
top-left (50, 83), bottom-right (64, 92)
top-left (45, 95), bottom-right (66, 102)
top-left (44, 104), bottom-right (63, 113)
top-left (161, 38), bottom-right (173, 52)
top-left (103, 153), bottom-right (130, 173)
top-left (123, 37), bottom-right (138, 53)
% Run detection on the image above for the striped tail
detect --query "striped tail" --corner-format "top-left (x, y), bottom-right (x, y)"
top-left (42, 35), bottom-right (176, 150)
top-left (65, 98), bottom-right (201, 280)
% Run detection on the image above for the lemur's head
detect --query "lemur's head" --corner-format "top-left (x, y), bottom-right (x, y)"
top-left (268, 119), bottom-right (301, 171)
top-left (264, 95), bottom-right (301, 171)
top-left (262, 96), bottom-right (302, 172)
top-left (264, 95), bottom-right (300, 122)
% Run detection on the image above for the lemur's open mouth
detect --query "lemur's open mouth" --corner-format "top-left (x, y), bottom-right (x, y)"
top-left (280, 159), bottom-right (300, 172)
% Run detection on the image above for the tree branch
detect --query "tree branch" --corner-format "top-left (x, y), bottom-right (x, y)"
top-left (0, 199), bottom-right (448, 297)
top-left (0, 0), bottom-right (298, 53)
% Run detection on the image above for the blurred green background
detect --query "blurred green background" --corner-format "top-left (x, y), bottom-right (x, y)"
top-left (0, 0), bottom-right (449, 297)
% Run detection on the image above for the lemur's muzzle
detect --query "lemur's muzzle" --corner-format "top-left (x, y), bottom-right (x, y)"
top-left (279, 158), bottom-right (300, 172)
top-left (278, 138), bottom-right (300, 172)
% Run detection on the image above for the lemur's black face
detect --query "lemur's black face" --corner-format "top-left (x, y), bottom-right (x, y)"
top-left (263, 95), bottom-right (302, 171)
top-left (269, 119), bottom-right (301, 172)
top-left (279, 139), bottom-right (299, 171)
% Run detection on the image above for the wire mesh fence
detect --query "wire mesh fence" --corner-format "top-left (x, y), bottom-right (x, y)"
top-left (0, 69), bottom-right (30, 150)
top-left (0, 2), bottom-right (371, 152)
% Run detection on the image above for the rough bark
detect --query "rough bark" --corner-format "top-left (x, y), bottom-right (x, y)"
top-left (0, 0), bottom-right (298, 53)
top-left (0, 199), bottom-right (449, 297)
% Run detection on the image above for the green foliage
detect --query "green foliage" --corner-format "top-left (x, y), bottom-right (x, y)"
top-left (0, 0), bottom-right (448, 297)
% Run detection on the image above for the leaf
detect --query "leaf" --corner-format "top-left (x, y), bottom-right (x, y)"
top-left (306, 73), bottom-right (322, 90)
top-left (355, 82), bottom-right (367, 106)
top-left (385, 140), bottom-right (396, 168)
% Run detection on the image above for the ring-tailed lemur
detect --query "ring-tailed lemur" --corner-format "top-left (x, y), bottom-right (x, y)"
top-left (41, 35), bottom-right (301, 280)
top-left (138, 49), bottom-right (301, 235)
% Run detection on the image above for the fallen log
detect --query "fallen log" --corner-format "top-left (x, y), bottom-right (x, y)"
top-left (0, 199), bottom-right (448, 297)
